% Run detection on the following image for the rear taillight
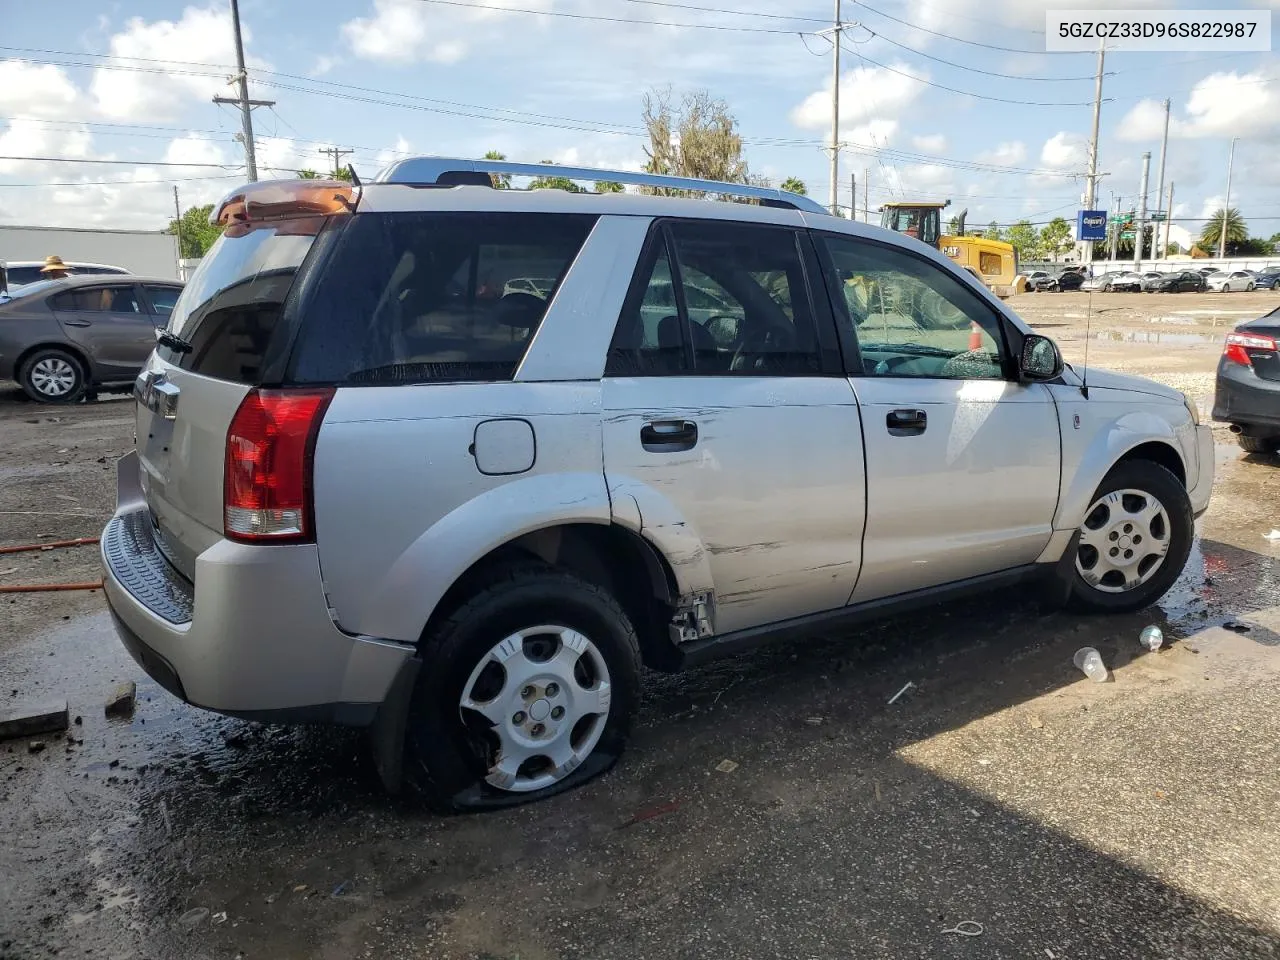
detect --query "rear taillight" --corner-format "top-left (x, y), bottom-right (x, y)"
top-left (224, 388), bottom-right (334, 543)
top-left (1223, 331), bottom-right (1278, 367)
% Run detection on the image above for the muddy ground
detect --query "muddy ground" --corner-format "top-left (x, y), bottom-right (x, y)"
top-left (1, 290), bottom-right (1278, 959)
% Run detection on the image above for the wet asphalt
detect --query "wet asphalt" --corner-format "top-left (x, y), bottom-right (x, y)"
top-left (2, 292), bottom-right (1279, 959)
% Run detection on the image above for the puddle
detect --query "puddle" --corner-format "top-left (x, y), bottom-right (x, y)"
top-left (1093, 330), bottom-right (1221, 345)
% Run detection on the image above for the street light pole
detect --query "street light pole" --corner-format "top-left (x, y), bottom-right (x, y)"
top-left (1219, 137), bottom-right (1238, 260)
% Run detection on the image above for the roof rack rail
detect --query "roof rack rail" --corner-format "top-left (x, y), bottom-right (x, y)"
top-left (374, 156), bottom-right (829, 215)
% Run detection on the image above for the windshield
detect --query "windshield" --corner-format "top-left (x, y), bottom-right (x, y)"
top-left (879, 207), bottom-right (941, 246)
top-left (160, 216), bottom-right (327, 381)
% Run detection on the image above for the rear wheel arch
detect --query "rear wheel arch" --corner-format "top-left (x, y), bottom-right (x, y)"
top-left (420, 522), bottom-right (682, 672)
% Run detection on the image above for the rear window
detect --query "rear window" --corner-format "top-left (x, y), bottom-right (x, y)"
top-left (7, 267), bottom-right (43, 287)
top-left (287, 212), bottom-right (596, 385)
top-left (158, 217), bottom-right (327, 382)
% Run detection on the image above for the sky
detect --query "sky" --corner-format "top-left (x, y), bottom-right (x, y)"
top-left (1, 0), bottom-right (1278, 246)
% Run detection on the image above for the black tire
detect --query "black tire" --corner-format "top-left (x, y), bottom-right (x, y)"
top-left (1236, 434), bottom-right (1277, 454)
top-left (1102, 283), bottom-right (1112, 292)
top-left (1069, 460), bottom-right (1194, 614)
top-left (18, 348), bottom-right (86, 404)
top-left (403, 563), bottom-right (642, 812)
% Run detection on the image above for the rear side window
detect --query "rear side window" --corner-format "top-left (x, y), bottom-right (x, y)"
top-left (288, 212), bottom-right (596, 385)
top-left (144, 284), bottom-right (181, 318)
top-left (159, 217), bottom-right (327, 382)
top-left (51, 285), bottom-right (141, 313)
top-left (7, 267), bottom-right (43, 286)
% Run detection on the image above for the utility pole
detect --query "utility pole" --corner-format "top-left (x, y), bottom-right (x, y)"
top-left (1219, 137), bottom-right (1238, 259)
top-left (1163, 181), bottom-right (1174, 258)
top-left (1151, 98), bottom-right (1170, 261)
top-left (173, 185), bottom-right (184, 276)
top-left (318, 146), bottom-right (354, 177)
top-left (212, 0), bottom-right (274, 181)
top-left (1080, 40), bottom-right (1106, 264)
top-left (863, 166), bottom-right (869, 223)
top-left (1109, 194), bottom-right (1121, 263)
top-left (820, 0), bottom-right (844, 216)
top-left (1133, 151), bottom-right (1151, 269)
top-left (849, 171), bottom-right (855, 220)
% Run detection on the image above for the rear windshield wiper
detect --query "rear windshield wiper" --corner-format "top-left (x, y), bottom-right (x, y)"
top-left (156, 329), bottom-right (193, 354)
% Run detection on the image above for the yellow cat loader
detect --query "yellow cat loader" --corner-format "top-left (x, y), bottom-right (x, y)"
top-left (879, 201), bottom-right (1025, 298)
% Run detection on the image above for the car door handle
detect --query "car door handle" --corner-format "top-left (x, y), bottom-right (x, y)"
top-left (61, 319), bottom-right (91, 327)
top-left (886, 409), bottom-right (927, 436)
top-left (641, 419), bottom-right (698, 452)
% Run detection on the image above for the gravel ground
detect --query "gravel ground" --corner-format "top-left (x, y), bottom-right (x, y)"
top-left (1, 289), bottom-right (1279, 960)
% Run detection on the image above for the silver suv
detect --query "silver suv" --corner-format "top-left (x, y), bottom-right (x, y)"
top-left (102, 159), bottom-right (1214, 810)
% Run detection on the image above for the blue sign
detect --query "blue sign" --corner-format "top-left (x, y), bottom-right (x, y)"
top-left (1078, 210), bottom-right (1107, 242)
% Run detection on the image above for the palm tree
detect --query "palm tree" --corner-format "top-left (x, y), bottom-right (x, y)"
top-left (780, 176), bottom-right (807, 196)
top-left (1200, 207), bottom-right (1247, 251)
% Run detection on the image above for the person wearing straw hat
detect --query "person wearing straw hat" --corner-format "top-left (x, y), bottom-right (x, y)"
top-left (40, 255), bottom-right (72, 280)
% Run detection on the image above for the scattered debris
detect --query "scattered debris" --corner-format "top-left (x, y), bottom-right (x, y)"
top-left (331, 880), bottom-right (351, 897)
top-left (804, 716), bottom-right (825, 726)
top-left (1073, 647), bottom-right (1109, 682)
top-left (0, 699), bottom-right (69, 741)
top-left (178, 907), bottom-right (209, 928)
top-left (159, 799), bottom-right (173, 838)
top-left (104, 681), bottom-right (136, 717)
top-left (0, 568), bottom-right (17, 577)
top-left (293, 884), bottom-right (308, 893)
top-left (28, 740), bottom-right (45, 754)
top-left (714, 759), bottom-right (739, 774)
top-left (1223, 620), bottom-right (1251, 633)
top-left (887, 681), bottom-right (915, 705)
top-left (1155, 790), bottom-right (1167, 800)
top-left (1028, 715), bottom-right (1044, 729)
top-left (618, 800), bottom-right (681, 829)
top-left (941, 920), bottom-right (984, 937)
top-left (874, 780), bottom-right (882, 802)
top-left (212, 911), bottom-right (227, 925)
top-left (1263, 529), bottom-right (1280, 541)
top-left (1046, 949), bottom-right (1057, 959)
top-left (1139, 625), bottom-right (1164, 652)
top-left (265, 894), bottom-right (277, 904)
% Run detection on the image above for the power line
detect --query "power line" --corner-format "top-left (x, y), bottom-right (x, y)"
top-left (844, 0), bottom-right (1082, 55)
top-left (613, 0), bottom-right (828, 23)
top-left (407, 0), bottom-right (815, 34)
top-left (865, 29), bottom-right (1100, 81)
top-left (0, 173), bottom-right (243, 188)
top-left (0, 156), bottom-right (239, 168)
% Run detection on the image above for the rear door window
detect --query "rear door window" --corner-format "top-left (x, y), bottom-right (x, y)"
top-left (288, 212), bottom-right (596, 385)
top-left (51, 285), bottom-right (142, 314)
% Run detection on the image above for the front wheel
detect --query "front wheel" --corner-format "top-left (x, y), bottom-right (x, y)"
top-left (19, 348), bottom-right (86, 404)
top-left (403, 564), bottom-right (641, 811)
top-left (1070, 461), bottom-right (1193, 614)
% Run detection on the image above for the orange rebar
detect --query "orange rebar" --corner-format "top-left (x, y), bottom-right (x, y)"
top-left (0, 536), bottom-right (100, 555)
top-left (0, 580), bottom-right (104, 593)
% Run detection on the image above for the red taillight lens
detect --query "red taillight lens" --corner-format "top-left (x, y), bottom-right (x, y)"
top-left (224, 388), bottom-right (334, 543)
top-left (1223, 331), bottom-right (1278, 367)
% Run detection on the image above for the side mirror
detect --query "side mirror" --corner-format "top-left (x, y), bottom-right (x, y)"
top-left (1020, 334), bottom-right (1064, 382)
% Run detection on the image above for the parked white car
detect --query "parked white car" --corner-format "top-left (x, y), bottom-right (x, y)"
top-left (101, 158), bottom-right (1215, 810)
top-left (1206, 270), bottom-right (1256, 292)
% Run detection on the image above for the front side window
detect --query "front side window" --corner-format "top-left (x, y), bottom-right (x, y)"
top-left (607, 220), bottom-right (821, 376)
top-left (819, 234), bottom-right (1008, 380)
top-left (145, 285), bottom-right (181, 318)
top-left (51, 285), bottom-right (141, 314)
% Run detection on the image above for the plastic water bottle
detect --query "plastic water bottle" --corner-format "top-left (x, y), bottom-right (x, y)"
top-left (1073, 647), bottom-right (1109, 682)
top-left (1139, 625), bottom-right (1164, 652)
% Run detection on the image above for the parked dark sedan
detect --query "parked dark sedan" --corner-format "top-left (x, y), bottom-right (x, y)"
top-left (0, 274), bottom-right (183, 402)
top-left (1252, 269), bottom-right (1280, 290)
top-left (1039, 269), bottom-right (1085, 291)
top-left (1143, 270), bottom-right (1207, 293)
top-left (1213, 306), bottom-right (1280, 453)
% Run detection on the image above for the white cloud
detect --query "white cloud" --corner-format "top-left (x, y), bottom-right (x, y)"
top-left (905, 0), bottom-right (1170, 39)
top-left (0, 119), bottom-right (94, 176)
top-left (163, 134), bottom-right (231, 170)
top-left (374, 136), bottom-right (414, 171)
top-left (1041, 132), bottom-right (1086, 169)
top-left (790, 62), bottom-right (928, 131)
top-left (1199, 194), bottom-right (1227, 219)
top-left (310, 55), bottom-right (341, 77)
top-left (977, 141), bottom-right (1026, 166)
top-left (0, 62), bottom-right (80, 120)
top-left (1119, 72), bottom-right (1280, 142)
top-left (342, 0), bottom-right (552, 64)
top-left (90, 6), bottom-right (270, 122)
top-left (845, 119), bottom-right (899, 149)
top-left (911, 133), bottom-right (947, 154)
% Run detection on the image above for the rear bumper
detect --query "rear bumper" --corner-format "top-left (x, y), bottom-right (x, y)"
top-left (101, 452), bottom-right (413, 725)
top-left (1212, 362), bottom-right (1280, 433)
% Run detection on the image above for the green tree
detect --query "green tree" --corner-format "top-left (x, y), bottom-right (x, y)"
top-left (1167, 240), bottom-right (1183, 255)
top-left (594, 180), bottom-right (625, 193)
top-left (1199, 207), bottom-right (1247, 252)
top-left (528, 160), bottom-right (586, 193)
top-left (484, 149), bottom-right (511, 189)
top-left (641, 87), bottom-right (749, 192)
top-left (983, 220), bottom-right (1003, 241)
top-left (332, 166), bottom-right (353, 183)
top-left (780, 176), bottom-right (807, 196)
top-left (1039, 216), bottom-right (1073, 262)
top-left (297, 167), bottom-right (352, 182)
top-left (297, 168), bottom-right (321, 179)
top-left (1004, 220), bottom-right (1041, 261)
top-left (166, 203), bottom-right (223, 259)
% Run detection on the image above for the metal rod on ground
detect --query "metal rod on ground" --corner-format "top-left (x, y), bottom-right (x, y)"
top-left (1081, 40), bottom-right (1106, 264)
top-left (1151, 98), bottom-right (1170, 261)
top-left (1164, 181), bottom-right (1174, 258)
top-left (0, 536), bottom-right (100, 556)
top-left (0, 581), bottom-right (103, 594)
top-left (1219, 137), bottom-right (1238, 259)
top-left (1134, 151), bottom-right (1151, 270)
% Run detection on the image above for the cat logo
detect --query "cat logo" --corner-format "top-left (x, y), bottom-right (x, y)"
top-left (942, 246), bottom-right (962, 259)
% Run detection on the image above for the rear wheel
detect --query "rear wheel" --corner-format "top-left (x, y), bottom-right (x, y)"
top-left (403, 564), bottom-right (641, 812)
top-left (1236, 433), bottom-right (1277, 454)
top-left (19, 348), bottom-right (85, 404)
top-left (1070, 461), bottom-right (1193, 614)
